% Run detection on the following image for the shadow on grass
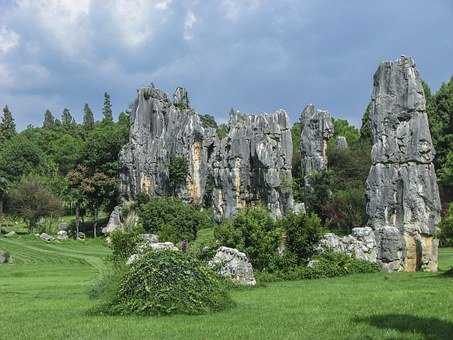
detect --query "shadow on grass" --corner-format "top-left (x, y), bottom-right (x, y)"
top-left (355, 314), bottom-right (453, 339)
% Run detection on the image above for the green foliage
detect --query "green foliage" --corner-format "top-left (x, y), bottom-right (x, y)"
top-left (0, 134), bottom-right (52, 183)
top-left (360, 102), bottom-right (372, 144)
top-left (214, 207), bottom-right (281, 271)
top-left (168, 155), bottom-right (188, 194)
top-left (138, 197), bottom-right (214, 243)
top-left (258, 251), bottom-right (379, 282)
top-left (42, 110), bottom-right (55, 129)
top-left (102, 92), bottom-right (113, 122)
top-left (216, 123), bottom-right (230, 139)
top-left (281, 212), bottom-right (324, 265)
top-left (8, 175), bottom-right (63, 232)
top-left (61, 108), bottom-right (75, 128)
top-left (50, 134), bottom-right (84, 175)
top-left (83, 103), bottom-right (95, 129)
top-left (92, 250), bottom-right (232, 316)
top-left (0, 105), bottom-right (16, 145)
top-left (303, 170), bottom-right (333, 218)
top-left (439, 203), bottom-right (453, 247)
top-left (331, 118), bottom-right (360, 145)
top-left (323, 188), bottom-right (367, 234)
top-left (200, 114), bottom-right (218, 129)
top-left (109, 227), bottom-right (144, 263)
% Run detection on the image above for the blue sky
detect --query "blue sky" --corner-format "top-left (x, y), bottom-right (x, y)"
top-left (0, 0), bottom-right (452, 129)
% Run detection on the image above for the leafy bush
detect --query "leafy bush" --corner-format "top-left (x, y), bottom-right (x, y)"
top-left (138, 197), bottom-right (214, 243)
top-left (257, 251), bottom-right (379, 282)
top-left (109, 226), bottom-right (144, 263)
top-left (168, 155), bottom-right (188, 195)
top-left (439, 203), bottom-right (453, 247)
top-left (92, 250), bottom-right (232, 316)
top-left (214, 207), bottom-right (281, 271)
top-left (281, 212), bottom-right (324, 265)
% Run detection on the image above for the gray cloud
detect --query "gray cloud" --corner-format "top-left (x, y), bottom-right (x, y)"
top-left (0, 0), bottom-right (452, 129)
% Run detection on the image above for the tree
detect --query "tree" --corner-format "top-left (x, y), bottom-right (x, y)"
top-left (66, 165), bottom-right (89, 239)
top-left (360, 103), bottom-right (372, 144)
top-left (83, 103), bottom-right (95, 130)
top-left (0, 176), bottom-right (7, 215)
top-left (0, 105), bottom-right (16, 144)
top-left (200, 114), bottom-right (218, 129)
top-left (102, 92), bottom-right (113, 123)
top-left (8, 175), bottom-right (62, 233)
top-left (168, 155), bottom-right (188, 195)
top-left (42, 110), bottom-right (55, 129)
top-left (61, 108), bottom-right (75, 127)
top-left (331, 118), bottom-right (360, 145)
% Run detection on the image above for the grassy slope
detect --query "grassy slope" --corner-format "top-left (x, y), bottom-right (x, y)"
top-left (0, 236), bottom-right (452, 340)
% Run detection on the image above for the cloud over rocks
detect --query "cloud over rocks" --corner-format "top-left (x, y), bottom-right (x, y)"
top-left (0, 0), bottom-right (452, 128)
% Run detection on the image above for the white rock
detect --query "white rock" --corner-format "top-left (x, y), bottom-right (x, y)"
top-left (209, 246), bottom-right (256, 286)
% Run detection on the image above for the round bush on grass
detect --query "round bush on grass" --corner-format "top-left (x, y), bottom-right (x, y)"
top-left (94, 250), bottom-right (233, 316)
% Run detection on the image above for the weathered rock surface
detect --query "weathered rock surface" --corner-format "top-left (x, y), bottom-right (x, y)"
top-left (40, 233), bottom-right (54, 242)
top-left (126, 237), bottom-right (178, 265)
top-left (120, 85), bottom-right (294, 219)
top-left (56, 230), bottom-right (68, 241)
top-left (210, 110), bottom-right (294, 218)
top-left (0, 249), bottom-right (10, 264)
top-left (102, 205), bottom-right (123, 234)
top-left (318, 227), bottom-right (377, 263)
top-left (300, 104), bottom-right (334, 182)
top-left (335, 136), bottom-right (348, 149)
top-left (209, 246), bottom-right (256, 286)
top-left (365, 56), bottom-right (441, 272)
top-left (5, 231), bottom-right (16, 238)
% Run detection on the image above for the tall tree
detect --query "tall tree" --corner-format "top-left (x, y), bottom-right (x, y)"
top-left (83, 103), bottom-right (95, 129)
top-left (61, 108), bottom-right (75, 127)
top-left (359, 102), bottom-right (372, 144)
top-left (0, 105), bottom-right (16, 144)
top-left (102, 92), bottom-right (113, 123)
top-left (42, 109), bottom-right (55, 129)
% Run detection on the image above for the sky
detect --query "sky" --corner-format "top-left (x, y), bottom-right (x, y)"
top-left (0, 0), bottom-right (452, 129)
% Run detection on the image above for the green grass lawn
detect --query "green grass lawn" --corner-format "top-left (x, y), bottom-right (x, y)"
top-left (1, 236), bottom-right (452, 340)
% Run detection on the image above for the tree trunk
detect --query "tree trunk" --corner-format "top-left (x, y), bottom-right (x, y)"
top-left (75, 205), bottom-right (80, 239)
top-left (93, 209), bottom-right (98, 238)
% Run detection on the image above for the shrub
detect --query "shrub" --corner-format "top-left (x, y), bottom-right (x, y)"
top-left (168, 156), bottom-right (188, 195)
top-left (281, 212), bottom-right (324, 265)
top-left (439, 203), bottom-right (453, 247)
top-left (109, 227), bottom-right (144, 263)
top-left (214, 206), bottom-right (281, 271)
top-left (257, 251), bottom-right (379, 282)
top-left (92, 250), bottom-right (232, 316)
top-left (138, 197), bottom-right (214, 243)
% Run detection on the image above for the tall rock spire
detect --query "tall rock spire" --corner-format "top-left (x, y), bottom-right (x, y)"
top-left (366, 56), bottom-right (441, 272)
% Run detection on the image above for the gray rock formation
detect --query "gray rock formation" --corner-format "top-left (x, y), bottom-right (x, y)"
top-left (335, 136), bottom-right (348, 149)
top-left (209, 246), bottom-right (256, 286)
top-left (209, 109), bottom-right (294, 218)
top-left (102, 205), bottom-right (123, 234)
top-left (365, 56), bottom-right (441, 272)
top-left (56, 230), bottom-right (68, 241)
top-left (300, 104), bottom-right (334, 182)
top-left (40, 233), bottom-right (54, 242)
top-left (318, 227), bottom-right (377, 263)
top-left (120, 86), bottom-right (294, 219)
top-left (0, 249), bottom-right (10, 264)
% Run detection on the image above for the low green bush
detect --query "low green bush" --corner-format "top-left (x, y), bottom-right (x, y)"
top-left (109, 226), bottom-right (144, 263)
top-left (91, 250), bottom-right (233, 316)
top-left (257, 251), bottom-right (379, 282)
top-left (281, 212), bottom-right (324, 265)
top-left (214, 206), bottom-right (281, 271)
top-left (138, 197), bottom-right (214, 243)
top-left (439, 203), bottom-right (453, 247)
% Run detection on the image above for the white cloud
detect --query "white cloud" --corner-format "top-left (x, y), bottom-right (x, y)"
top-left (0, 27), bottom-right (20, 55)
top-left (220, 0), bottom-right (264, 21)
top-left (183, 10), bottom-right (197, 41)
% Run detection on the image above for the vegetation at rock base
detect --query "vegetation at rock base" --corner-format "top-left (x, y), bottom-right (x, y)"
top-left (91, 249), bottom-right (232, 316)
top-left (0, 238), bottom-right (452, 339)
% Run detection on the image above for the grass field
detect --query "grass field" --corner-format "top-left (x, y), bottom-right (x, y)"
top-left (0, 236), bottom-right (452, 340)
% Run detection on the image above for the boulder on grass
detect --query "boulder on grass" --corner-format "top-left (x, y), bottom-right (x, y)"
top-left (102, 206), bottom-right (123, 234)
top-left (209, 246), bottom-right (256, 286)
top-left (56, 230), bottom-right (68, 241)
top-left (40, 233), bottom-right (54, 242)
top-left (77, 232), bottom-right (86, 240)
top-left (0, 250), bottom-right (10, 264)
top-left (5, 231), bottom-right (16, 238)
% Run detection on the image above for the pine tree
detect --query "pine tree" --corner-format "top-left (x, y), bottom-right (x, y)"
top-left (83, 103), bottom-right (95, 129)
top-left (359, 103), bottom-right (372, 144)
top-left (42, 109), bottom-right (55, 129)
top-left (102, 92), bottom-right (113, 122)
top-left (0, 105), bottom-right (16, 144)
top-left (61, 108), bottom-right (75, 127)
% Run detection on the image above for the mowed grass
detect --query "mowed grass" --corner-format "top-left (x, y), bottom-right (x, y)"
top-left (0, 237), bottom-right (452, 340)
